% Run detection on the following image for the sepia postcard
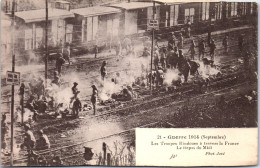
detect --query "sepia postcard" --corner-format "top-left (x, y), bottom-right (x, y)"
top-left (1, 0), bottom-right (258, 167)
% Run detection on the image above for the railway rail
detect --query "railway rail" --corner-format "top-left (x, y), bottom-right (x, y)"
top-left (1, 25), bottom-right (257, 166)
top-left (2, 75), bottom-right (254, 166)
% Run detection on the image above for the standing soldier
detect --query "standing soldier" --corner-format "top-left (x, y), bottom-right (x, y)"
top-left (94, 44), bottom-right (98, 58)
top-left (222, 34), bottom-right (228, 54)
top-left (168, 33), bottom-right (176, 50)
top-left (72, 97), bottom-right (82, 117)
top-left (186, 19), bottom-right (191, 38)
top-left (115, 40), bottom-right (122, 61)
top-left (160, 46), bottom-right (167, 69)
top-left (178, 33), bottom-right (184, 49)
top-left (100, 61), bottom-right (107, 81)
top-left (198, 39), bottom-right (205, 60)
top-left (238, 34), bottom-right (244, 52)
top-left (70, 82), bottom-right (80, 103)
top-left (1, 114), bottom-right (8, 153)
top-left (188, 40), bottom-right (196, 60)
top-left (209, 39), bottom-right (216, 60)
top-left (243, 51), bottom-right (250, 72)
top-left (21, 124), bottom-right (36, 152)
top-left (154, 47), bottom-right (159, 69)
top-left (91, 85), bottom-right (98, 115)
top-left (56, 54), bottom-right (65, 75)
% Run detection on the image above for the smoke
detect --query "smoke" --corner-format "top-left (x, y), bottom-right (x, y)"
top-left (163, 69), bottom-right (181, 86)
top-left (197, 61), bottom-right (220, 79)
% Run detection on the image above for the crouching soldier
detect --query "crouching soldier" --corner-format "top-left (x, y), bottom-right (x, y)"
top-left (21, 124), bottom-right (36, 152)
top-left (36, 130), bottom-right (50, 150)
top-left (72, 98), bottom-right (82, 117)
top-left (156, 67), bottom-right (164, 87)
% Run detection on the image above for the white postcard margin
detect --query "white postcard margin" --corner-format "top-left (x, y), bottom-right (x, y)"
top-left (136, 128), bottom-right (258, 166)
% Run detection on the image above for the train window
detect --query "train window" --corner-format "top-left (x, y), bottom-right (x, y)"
top-left (36, 27), bottom-right (43, 49)
top-left (24, 28), bottom-right (33, 50)
top-left (231, 2), bottom-right (238, 17)
top-left (66, 24), bottom-right (73, 44)
top-left (184, 8), bottom-right (195, 24)
top-left (202, 2), bottom-right (210, 21)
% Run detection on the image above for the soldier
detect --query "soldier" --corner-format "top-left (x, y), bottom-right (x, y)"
top-left (160, 47), bottom-right (167, 69)
top-left (115, 40), bottom-right (122, 61)
top-left (178, 33), bottom-right (184, 49)
top-left (238, 34), bottom-right (244, 52)
top-left (186, 19), bottom-right (191, 38)
top-left (25, 95), bottom-right (37, 121)
top-left (209, 39), bottom-right (216, 60)
top-left (36, 130), bottom-right (50, 150)
top-left (63, 44), bottom-right (71, 65)
top-left (198, 39), bottom-right (205, 60)
top-left (154, 47), bottom-right (160, 69)
top-left (72, 97), bottom-right (82, 117)
top-left (70, 82), bottom-right (80, 103)
top-left (188, 40), bottom-right (196, 60)
top-left (142, 47), bottom-right (150, 57)
top-left (94, 44), bottom-right (98, 58)
top-left (168, 33), bottom-right (176, 50)
top-left (100, 61), bottom-right (107, 81)
top-left (91, 85), bottom-right (98, 115)
top-left (21, 124), bottom-right (36, 152)
top-left (222, 34), bottom-right (228, 54)
top-left (1, 114), bottom-right (8, 153)
top-left (56, 54), bottom-right (66, 75)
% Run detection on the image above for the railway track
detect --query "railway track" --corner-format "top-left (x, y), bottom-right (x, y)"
top-left (2, 76), bottom-right (253, 166)
top-left (1, 26), bottom-right (256, 166)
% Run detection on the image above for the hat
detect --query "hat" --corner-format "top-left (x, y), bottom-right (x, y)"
top-left (73, 82), bottom-right (78, 85)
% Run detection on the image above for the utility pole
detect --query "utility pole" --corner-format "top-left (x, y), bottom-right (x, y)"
top-left (150, 1), bottom-right (156, 93)
top-left (45, 0), bottom-right (48, 88)
top-left (10, 0), bottom-right (15, 166)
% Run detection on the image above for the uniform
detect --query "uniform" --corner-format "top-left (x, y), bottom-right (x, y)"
top-left (222, 36), bottom-right (228, 53)
top-left (198, 40), bottom-right (205, 60)
top-left (72, 98), bottom-right (82, 116)
top-left (209, 41), bottom-right (216, 60)
top-left (91, 86), bottom-right (98, 115)
top-left (154, 50), bottom-right (160, 69)
top-left (189, 42), bottom-right (195, 60)
top-left (100, 63), bottom-right (107, 81)
top-left (56, 56), bottom-right (65, 74)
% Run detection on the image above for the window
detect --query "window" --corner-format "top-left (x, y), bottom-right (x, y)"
top-left (35, 27), bottom-right (43, 48)
top-left (202, 2), bottom-right (210, 21)
top-left (250, 2), bottom-right (254, 14)
top-left (66, 24), bottom-right (73, 43)
top-left (185, 8), bottom-right (195, 23)
top-left (25, 29), bottom-right (33, 50)
top-left (231, 2), bottom-right (238, 17)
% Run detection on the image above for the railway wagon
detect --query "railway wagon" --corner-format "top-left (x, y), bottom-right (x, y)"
top-left (3, 0), bottom-right (257, 62)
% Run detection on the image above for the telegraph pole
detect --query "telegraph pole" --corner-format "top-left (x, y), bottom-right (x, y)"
top-left (150, 1), bottom-right (156, 93)
top-left (45, 0), bottom-right (48, 88)
top-left (10, 0), bottom-right (15, 166)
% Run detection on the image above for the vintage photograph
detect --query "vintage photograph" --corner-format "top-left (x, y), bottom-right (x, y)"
top-left (1, 0), bottom-right (258, 166)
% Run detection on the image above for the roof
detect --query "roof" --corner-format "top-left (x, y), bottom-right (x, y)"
top-left (55, 0), bottom-right (71, 4)
top-left (108, 2), bottom-right (160, 10)
top-left (15, 8), bottom-right (74, 23)
top-left (71, 6), bottom-right (120, 17)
